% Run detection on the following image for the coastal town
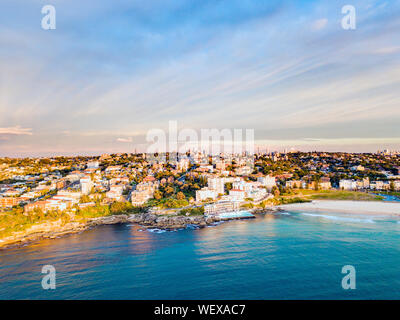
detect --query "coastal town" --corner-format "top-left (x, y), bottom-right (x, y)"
top-left (1, 149), bottom-right (400, 247)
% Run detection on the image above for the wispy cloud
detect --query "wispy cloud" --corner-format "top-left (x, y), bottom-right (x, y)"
top-left (311, 18), bottom-right (328, 31)
top-left (0, 126), bottom-right (32, 135)
top-left (116, 137), bottom-right (132, 143)
top-left (374, 46), bottom-right (400, 54)
top-left (0, 0), bottom-right (399, 155)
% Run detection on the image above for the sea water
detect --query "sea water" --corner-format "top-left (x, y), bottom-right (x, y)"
top-left (1, 211), bottom-right (400, 299)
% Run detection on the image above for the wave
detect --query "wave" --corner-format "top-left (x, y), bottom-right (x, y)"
top-left (186, 224), bottom-right (200, 230)
top-left (300, 212), bottom-right (375, 224)
top-left (275, 211), bottom-right (291, 216)
top-left (147, 228), bottom-right (167, 234)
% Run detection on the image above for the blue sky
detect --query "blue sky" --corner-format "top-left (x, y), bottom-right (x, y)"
top-left (0, 0), bottom-right (400, 156)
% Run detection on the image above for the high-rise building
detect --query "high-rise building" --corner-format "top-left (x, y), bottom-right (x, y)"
top-left (80, 176), bottom-right (93, 195)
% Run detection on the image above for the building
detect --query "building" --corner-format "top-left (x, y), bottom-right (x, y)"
top-left (131, 180), bottom-right (158, 206)
top-left (229, 180), bottom-right (267, 201)
top-left (232, 180), bottom-right (253, 193)
top-left (131, 189), bottom-right (153, 206)
top-left (235, 166), bottom-right (252, 176)
top-left (215, 160), bottom-right (226, 171)
top-left (87, 161), bottom-right (100, 169)
top-left (177, 157), bottom-right (190, 171)
top-left (0, 197), bottom-right (19, 208)
top-left (195, 188), bottom-right (218, 202)
top-left (204, 201), bottom-right (240, 215)
top-left (257, 176), bottom-right (276, 189)
top-left (24, 200), bottom-right (47, 213)
top-left (208, 177), bottom-right (226, 195)
top-left (106, 185), bottom-right (125, 201)
top-left (286, 180), bottom-right (303, 189)
top-left (319, 177), bottom-right (332, 190)
top-left (339, 179), bottom-right (357, 190)
top-left (228, 189), bottom-right (246, 201)
top-left (80, 176), bottom-right (93, 195)
top-left (370, 181), bottom-right (390, 191)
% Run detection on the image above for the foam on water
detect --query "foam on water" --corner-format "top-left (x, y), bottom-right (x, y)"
top-left (147, 228), bottom-right (167, 234)
top-left (300, 212), bottom-right (375, 224)
top-left (275, 211), bottom-right (291, 215)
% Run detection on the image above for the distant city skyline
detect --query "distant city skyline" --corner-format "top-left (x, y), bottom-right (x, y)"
top-left (1, 0), bottom-right (400, 157)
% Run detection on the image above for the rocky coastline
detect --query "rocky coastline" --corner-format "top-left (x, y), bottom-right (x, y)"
top-left (0, 210), bottom-right (266, 250)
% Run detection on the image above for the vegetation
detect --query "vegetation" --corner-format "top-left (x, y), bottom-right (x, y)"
top-left (0, 201), bottom-right (146, 239)
top-left (178, 207), bottom-right (205, 216)
top-left (278, 189), bottom-right (384, 201)
top-left (146, 197), bottom-right (189, 209)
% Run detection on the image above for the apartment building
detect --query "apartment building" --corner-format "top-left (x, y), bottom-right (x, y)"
top-left (0, 197), bottom-right (19, 208)
top-left (195, 188), bottom-right (218, 202)
top-left (204, 200), bottom-right (240, 215)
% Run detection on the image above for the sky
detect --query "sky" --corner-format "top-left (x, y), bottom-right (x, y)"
top-left (0, 0), bottom-right (400, 157)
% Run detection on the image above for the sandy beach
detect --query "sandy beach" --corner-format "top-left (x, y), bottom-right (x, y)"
top-left (279, 200), bottom-right (400, 216)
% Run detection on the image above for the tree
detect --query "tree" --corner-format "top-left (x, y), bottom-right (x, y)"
top-left (176, 192), bottom-right (185, 200)
top-left (272, 186), bottom-right (280, 197)
top-left (154, 190), bottom-right (162, 200)
top-left (164, 186), bottom-right (174, 196)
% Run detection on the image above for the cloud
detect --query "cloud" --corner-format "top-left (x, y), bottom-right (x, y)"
top-left (116, 137), bottom-right (132, 143)
top-left (0, 126), bottom-right (32, 135)
top-left (374, 46), bottom-right (400, 55)
top-left (0, 1), bottom-right (400, 156)
top-left (311, 18), bottom-right (328, 31)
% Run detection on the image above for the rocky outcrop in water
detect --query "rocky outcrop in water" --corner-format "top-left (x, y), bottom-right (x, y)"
top-left (127, 213), bottom-right (218, 229)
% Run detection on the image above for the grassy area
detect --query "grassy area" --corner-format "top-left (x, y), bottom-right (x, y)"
top-left (283, 189), bottom-right (384, 201)
top-left (146, 197), bottom-right (189, 209)
top-left (0, 208), bottom-right (73, 239)
top-left (257, 197), bottom-right (311, 208)
top-left (178, 207), bottom-right (205, 216)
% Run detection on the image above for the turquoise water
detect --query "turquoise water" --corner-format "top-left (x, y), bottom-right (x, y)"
top-left (379, 194), bottom-right (400, 202)
top-left (1, 211), bottom-right (400, 299)
top-left (216, 210), bottom-right (254, 219)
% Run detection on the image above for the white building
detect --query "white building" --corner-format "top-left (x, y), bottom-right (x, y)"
top-left (87, 161), bottom-right (100, 169)
top-left (195, 188), bottom-right (218, 202)
top-left (208, 177), bottom-right (226, 195)
top-left (204, 201), bottom-right (240, 215)
top-left (177, 157), bottom-right (190, 171)
top-left (228, 189), bottom-right (246, 201)
top-left (257, 176), bottom-right (276, 189)
top-left (339, 179), bottom-right (357, 190)
top-left (80, 176), bottom-right (94, 195)
top-left (370, 181), bottom-right (390, 191)
top-left (235, 166), bottom-right (252, 176)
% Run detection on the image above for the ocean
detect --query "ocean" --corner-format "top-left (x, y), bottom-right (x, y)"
top-left (1, 210), bottom-right (400, 299)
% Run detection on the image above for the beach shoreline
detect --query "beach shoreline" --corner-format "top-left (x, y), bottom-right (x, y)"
top-left (278, 200), bottom-right (400, 216)
top-left (3, 199), bottom-right (399, 250)
top-left (0, 211), bottom-right (258, 250)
